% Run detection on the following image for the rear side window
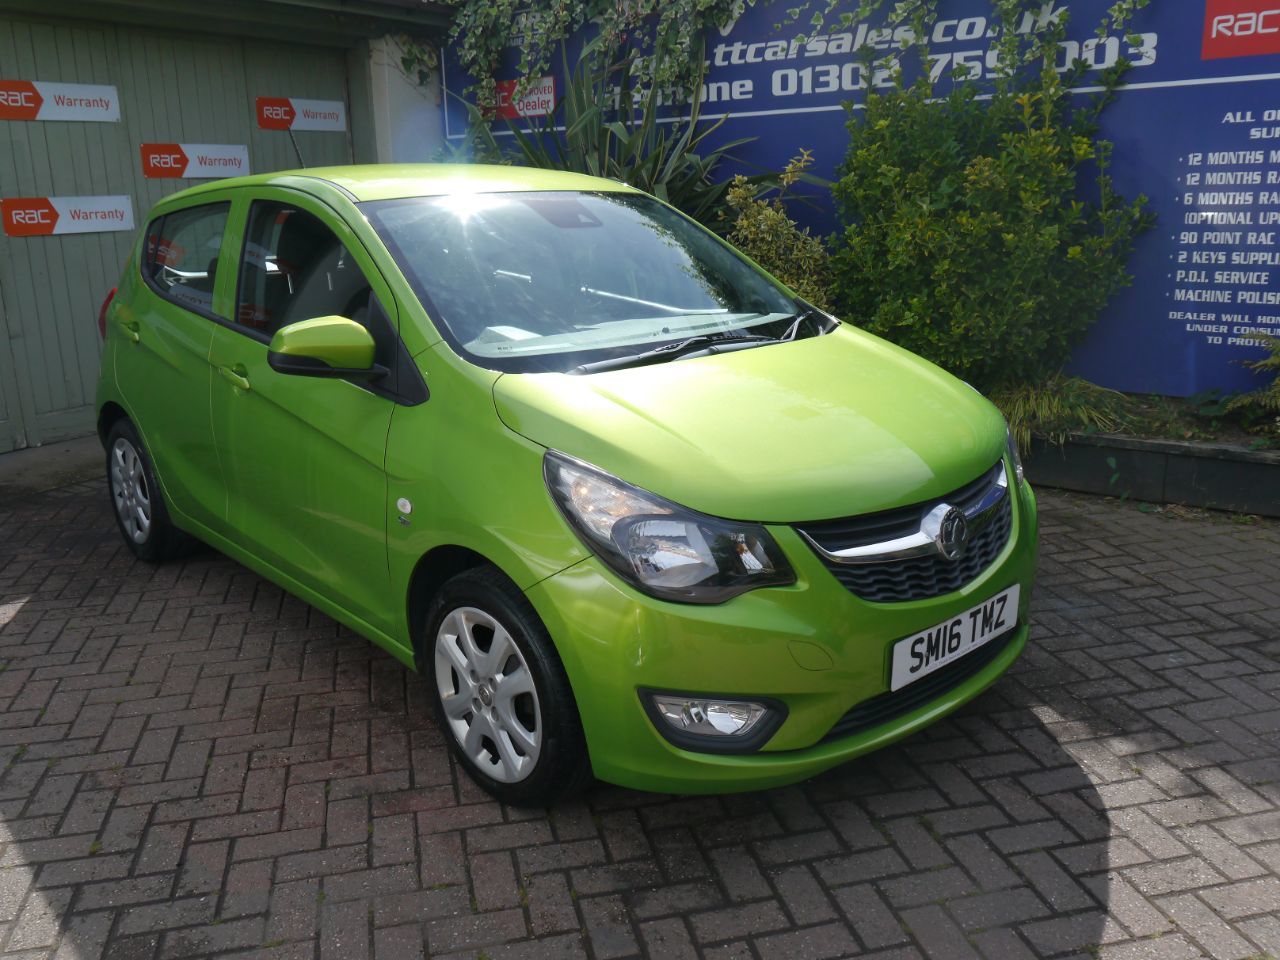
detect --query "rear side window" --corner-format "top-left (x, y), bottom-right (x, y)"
top-left (142, 202), bottom-right (231, 318)
top-left (235, 202), bottom-right (374, 338)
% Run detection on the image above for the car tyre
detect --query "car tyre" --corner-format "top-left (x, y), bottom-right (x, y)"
top-left (425, 566), bottom-right (591, 807)
top-left (105, 419), bottom-right (188, 562)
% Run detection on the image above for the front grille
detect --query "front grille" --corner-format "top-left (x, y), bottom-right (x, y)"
top-left (821, 626), bottom-right (1018, 743)
top-left (796, 462), bottom-right (1013, 603)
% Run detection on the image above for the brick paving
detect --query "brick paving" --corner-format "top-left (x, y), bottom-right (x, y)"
top-left (1, 481), bottom-right (1279, 960)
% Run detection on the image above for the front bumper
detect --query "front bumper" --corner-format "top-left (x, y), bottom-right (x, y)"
top-left (525, 477), bottom-right (1039, 794)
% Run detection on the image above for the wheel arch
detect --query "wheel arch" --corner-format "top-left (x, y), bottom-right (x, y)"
top-left (406, 544), bottom-right (494, 668)
top-left (97, 401), bottom-right (129, 447)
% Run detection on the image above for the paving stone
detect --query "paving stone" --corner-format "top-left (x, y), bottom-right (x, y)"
top-left (901, 904), bottom-right (980, 960)
top-left (1197, 876), bottom-right (1280, 919)
top-left (525, 872), bottom-right (579, 936)
top-left (1156, 893), bottom-right (1257, 960)
top-left (946, 886), bottom-right (1051, 931)
top-left (689, 901), bottom-right (790, 944)
top-left (831, 883), bottom-right (909, 948)
top-left (639, 917), bottom-right (698, 960)
top-left (706, 846), bottom-right (771, 902)
top-left (425, 907), bottom-right (526, 954)
top-left (578, 894), bottom-right (638, 959)
top-left (754, 921), bottom-right (859, 960)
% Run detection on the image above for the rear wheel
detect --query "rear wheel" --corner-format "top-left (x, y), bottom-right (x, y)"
top-left (105, 419), bottom-right (187, 562)
top-left (425, 566), bottom-right (590, 806)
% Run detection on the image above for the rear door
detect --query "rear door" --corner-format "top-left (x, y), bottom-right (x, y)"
top-left (113, 199), bottom-right (232, 529)
top-left (208, 189), bottom-right (402, 636)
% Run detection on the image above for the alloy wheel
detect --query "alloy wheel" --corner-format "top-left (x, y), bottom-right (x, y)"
top-left (110, 437), bottom-right (152, 544)
top-left (434, 606), bottom-right (542, 783)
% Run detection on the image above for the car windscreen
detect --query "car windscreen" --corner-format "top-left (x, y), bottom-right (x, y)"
top-left (361, 191), bottom-right (801, 373)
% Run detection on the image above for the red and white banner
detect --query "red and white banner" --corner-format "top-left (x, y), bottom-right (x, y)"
top-left (255, 97), bottom-right (346, 132)
top-left (1203, 0), bottom-right (1280, 59)
top-left (0, 81), bottom-right (120, 122)
top-left (141, 143), bottom-right (250, 179)
top-left (495, 77), bottom-right (556, 120)
top-left (2, 196), bottom-right (134, 237)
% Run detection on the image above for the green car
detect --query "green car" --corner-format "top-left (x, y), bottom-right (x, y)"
top-left (96, 164), bottom-right (1038, 805)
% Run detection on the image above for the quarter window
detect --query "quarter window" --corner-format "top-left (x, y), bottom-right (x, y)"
top-left (235, 202), bottom-right (375, 338)
top-left (142, 202), bottom-right (231, 317)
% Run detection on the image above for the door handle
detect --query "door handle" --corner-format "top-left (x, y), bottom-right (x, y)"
top-left (218, 365), bottom-right (252, 391)
top-left (117, 319), bottom-right (140, 344)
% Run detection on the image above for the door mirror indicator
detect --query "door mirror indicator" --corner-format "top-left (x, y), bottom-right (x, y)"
top-left (267, 315), bottom-right (386, 380)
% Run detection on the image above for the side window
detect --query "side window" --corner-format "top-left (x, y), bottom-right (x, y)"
top-left (235, 202), bottom-right (376, 339)
top-left (142, 202), bottom-right (231, 317)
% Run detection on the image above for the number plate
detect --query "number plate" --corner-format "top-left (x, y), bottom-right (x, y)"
top-left (890, 585), bottom-right (1020, 692)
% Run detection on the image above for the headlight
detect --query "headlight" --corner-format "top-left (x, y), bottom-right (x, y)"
top-left (1006, 426), bottom-right (1025, 486)
top-left (544, 451), bottom-right (795, 603)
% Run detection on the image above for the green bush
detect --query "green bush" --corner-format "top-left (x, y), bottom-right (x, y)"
top-left (1226, 336), bottom-right (1280, 439)
top-left (989, 373), bottom-right (1128, 453)
top-left (438, 0), bottom-right (745, 114)
top-left (724, 150), bottom-right (835, 311)
top-left (829, 7), bottom-right (1152, 390)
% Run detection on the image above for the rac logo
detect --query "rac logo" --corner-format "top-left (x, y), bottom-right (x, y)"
top-left (0, 81), bottom-right (42, 120)
top-left (141, 144), bottom-right (188, 178)
top-left (255, 97), bottom-right (295, 130)
top-left (1, 198), bottom-right (58, 237)
top-left (1204, 0), bottom-right (1280, 58)
top-left (0, 90), bottom-right (36, 108)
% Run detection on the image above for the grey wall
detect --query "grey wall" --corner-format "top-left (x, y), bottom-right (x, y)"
top-left (0, 13), bottom-right (358, 452)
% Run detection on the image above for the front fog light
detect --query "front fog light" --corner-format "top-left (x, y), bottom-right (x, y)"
top-left (654, 696), bottom-right (765, 736)
top-left (644, 692), bottom-right (786, 752)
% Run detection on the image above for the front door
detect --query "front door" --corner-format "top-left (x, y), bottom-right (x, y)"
top-left (208, 193), bottom-right (398, 636)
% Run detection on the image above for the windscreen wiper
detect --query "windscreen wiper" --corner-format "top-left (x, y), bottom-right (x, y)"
top-left (780, 306), bottom-right (838, 341)
top-left (569, 334), bottom-right (777, 375)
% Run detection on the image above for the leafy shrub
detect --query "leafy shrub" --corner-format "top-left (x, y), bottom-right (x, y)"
top-left (828, 0), bottom-right (1152, 391)
top-left (831, 72), bottom-right (1150, 390)
top-left (439, 0), bottom-right (745, 113)
top-left (724, 150), bottom-right (835, 311)
top-left (989, 374), bottom-right (1128, 453)
top-left (1225, 336), bottom-right (1280, 439)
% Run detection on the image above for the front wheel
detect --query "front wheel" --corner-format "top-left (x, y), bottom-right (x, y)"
top-left (105, 419), bottom-right (188, 562)
top-left (425, 566), bottom-right (590, 806)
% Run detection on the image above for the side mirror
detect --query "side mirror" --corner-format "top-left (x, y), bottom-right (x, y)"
top-left (267, 316), bottom-right (385, 380)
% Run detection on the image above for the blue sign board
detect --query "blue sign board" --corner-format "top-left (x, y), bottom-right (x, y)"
top-left (443, 2), bottom-right (1280, 397)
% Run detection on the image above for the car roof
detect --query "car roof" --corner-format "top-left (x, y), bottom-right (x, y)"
top-left (165, 163), bottom-right (640, 204)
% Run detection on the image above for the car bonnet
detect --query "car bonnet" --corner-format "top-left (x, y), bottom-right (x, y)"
top-left (492, 324), bottom-right (1008, 524)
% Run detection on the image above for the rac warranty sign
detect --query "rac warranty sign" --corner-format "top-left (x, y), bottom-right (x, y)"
top-left (255, 96), bottom-right (346, 132)
top-left (0, 81), bottom-right (119, 121)
top-left (2, 196), bottom-right (134, 237)
top-left (1203, 0), bottom-right (1280, 58)
top-left (141, 143), bottom-right (250, 179)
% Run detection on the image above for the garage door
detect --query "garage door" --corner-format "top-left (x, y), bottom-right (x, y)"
top-left (0, 14), bottom-right (355, 452)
